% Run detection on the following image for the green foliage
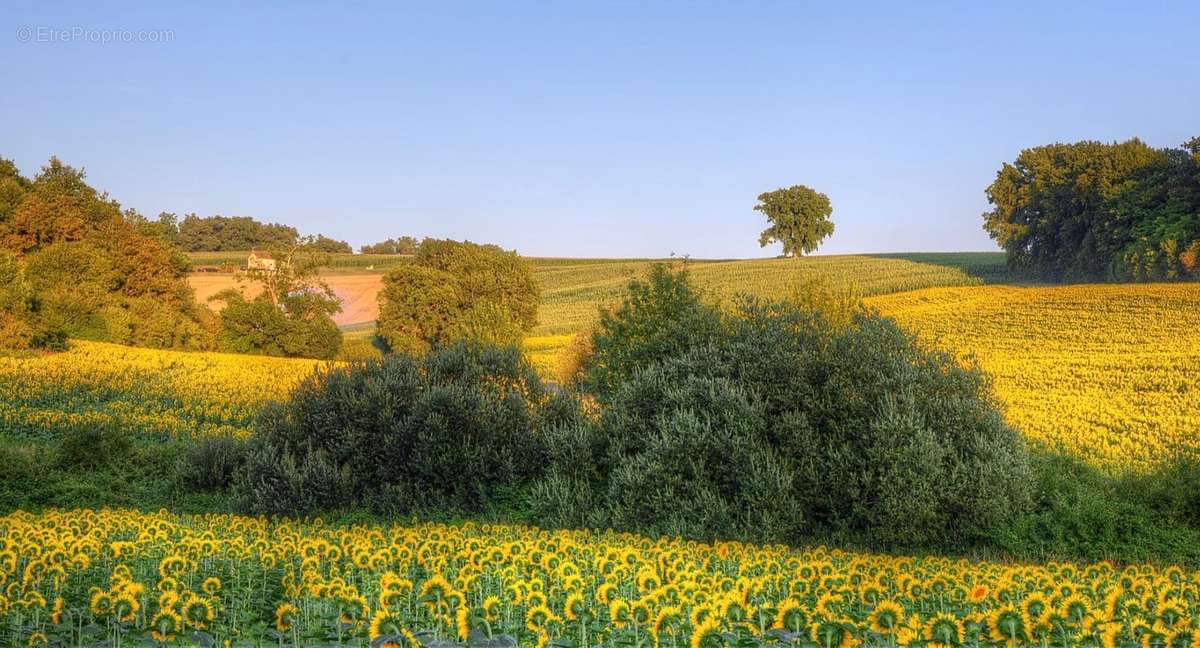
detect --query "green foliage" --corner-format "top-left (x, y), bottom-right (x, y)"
top-left (536, 268), bottom-right (1032, 550)
top-left (580, 264), bottom-right (722, 399)
top-left (177, 437), bottom-right (249, 492)
top-left (216, 293), bottom-right (342, 359)
top-left (237, 342), bottom-right (578, 517)
top-left (310, 234), bottom-right (352, 253)
top-left (992, 452), bottom-right (1200, 564)
top-left (377, 239), bottom-right (539, 354)
top-left (215, 240), bottom-right (344, 359)
top-left (176, 214), bottom-right (299, 251)
top-left (55, 421), bottom-right (133, 471)
top-left (754, 185), bottom-right (835, 257)
top-left (983, 137), bottom-right (1200, 281)
top-left (0, 157), bottom-right (215, 350)
top-left (0, 249), bottom-right (37, 348)
top-left (361, 236), bottom-right (421, 255)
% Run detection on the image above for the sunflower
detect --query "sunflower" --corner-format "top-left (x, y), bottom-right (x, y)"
top-left (151, 610), bottom-right (184, 643)
top-left (597, 582), bottom-right (616, 605)
top-left (774, 599), bottom-right (807, 633)
top-left (202, 577), bottom-right (222, 596)
top-left (1158, 597), bottom-right (1189, 628)
top-left (564, 592), bottom-right (587, 621)
top-left (370, 608), bottom-right (401, 641)
top-left (609, 599), bottom-right (631, 629)
top-left (50, 597), bottom-right (64, 625)
top-left (455, 606), bottom-right (471, 642)
top-left (89, 590), bottom-right (114, 618)
top-left (1059, 594), bottom-right (1091, 625)
top-left (525, 604), bottom-right (556, 633)
top-left (182, 594), bottom-right (215, 630)
top-left (869, 600), bottom-right (905, 634)
top-left (691, 617), bottom-right (725, 648)
top-left (810, 618), bottom-right (853, 648)
top-left (114, 592), bottom-right (139, 623)
top-left (968, 584), bottom-right (990, 604)
top-left (989, 605), bottom-right (1025, 644)
top-left (652, 606), bottom-right (682, 648)
top-left (482, 595), bottom-right (501, 622)
top-left (26, 632), bottom-right (47, 648)
top-left (925, 612), bottom-right (964, 647)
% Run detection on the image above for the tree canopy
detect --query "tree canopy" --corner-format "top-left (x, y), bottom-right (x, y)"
top-left (983, 137), bottom-right (1200, 281)
top-left (0, 156), bottom-right (215, 350)
top-left (212, 239), bottom-right (343, 359)
top-left (754, 185), bottom-right (835, 257)
top-left (376, 239), bottom-right (539, 354)
top-left (361, 236), bottom-right (420, 255)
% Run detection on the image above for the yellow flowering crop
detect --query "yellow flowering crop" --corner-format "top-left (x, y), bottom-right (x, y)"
top-left (0, 341), bottom-right (329, 439)
top-left (868, 284), bottom-right (1200, 470)
top-left (0, 508), bottom-right (1194, 647)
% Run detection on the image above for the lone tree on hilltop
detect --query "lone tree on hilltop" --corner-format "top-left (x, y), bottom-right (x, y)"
top-left (754, 185), bottom-right (834, 257)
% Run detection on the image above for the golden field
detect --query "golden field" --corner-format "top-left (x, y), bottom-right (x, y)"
top-left (868, 284), bottom-right (1200, 469)
top-left (0, 341), bottom-right (329, 440)
top-left (1, 508), bottom-right (1194, 647)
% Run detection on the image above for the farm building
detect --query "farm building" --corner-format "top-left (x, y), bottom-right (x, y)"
top-left (247, 250), bottom-right (276, 271)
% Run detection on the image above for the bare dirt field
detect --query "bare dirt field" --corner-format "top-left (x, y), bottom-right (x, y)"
top-left (188, 273), bottom-right (383, 327)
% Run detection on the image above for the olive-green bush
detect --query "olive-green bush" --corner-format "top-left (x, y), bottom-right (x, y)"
top-left (533, 267), bottom-right (1033, 550)
top-left (237, 342), bottom-right (579, 517)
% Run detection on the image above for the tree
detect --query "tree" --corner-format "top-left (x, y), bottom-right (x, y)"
top-left (376, 239), bottom-right (539, 354)
top-left (982, 137), bottom-right (1200, 281)
top-left (176, 214), bottom-right (299, 251)
top-left (754, 185), bottom-right (835, 257)
top-left (361, 236), bottom-right (420, 255)
top-left (214, 238), bottom-right (343, 358)
top-left (0, 156), bottom-right (214, 350)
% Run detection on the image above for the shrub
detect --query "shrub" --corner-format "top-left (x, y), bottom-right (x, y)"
top-left (580, 264), bottom-right (722, 399)
top-left (555, 329), bottom-right (594, 386)
top-left (217, 293), bottom-right (342, 359)
top-left (178, 437), bottom-right (249, 491)
top-left (55, 421), bottom-right (133, 471)
top-left (535, 268), bottom-right (1032, 550)
top-left (992, 452), bottom-right (1200, 564)
top-left (236, 342), bottom-right (579, 517)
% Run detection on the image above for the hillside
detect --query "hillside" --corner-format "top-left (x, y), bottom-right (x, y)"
top-left (187, 251), bottom-right (1005, 330)
top-left (29, 252), bottom-right (1200, 472)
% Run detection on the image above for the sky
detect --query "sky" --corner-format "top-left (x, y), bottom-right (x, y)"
top-left (2, 2), bottom-right (1198, 258)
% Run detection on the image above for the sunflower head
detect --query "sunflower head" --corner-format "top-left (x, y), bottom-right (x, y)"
top-left (275, 602), bottom-right (298, 633)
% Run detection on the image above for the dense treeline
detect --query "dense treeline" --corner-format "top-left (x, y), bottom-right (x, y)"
top-left (134, 212), bottom-right (352, 253)
top-left (0, 157), bottom-right (215, 350)
top-left (983, 137), bottom-right (1200, 281)
top-left (360, 236), bottom-right (420, 254)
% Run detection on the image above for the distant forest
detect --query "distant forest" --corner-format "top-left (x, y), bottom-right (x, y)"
top-left (134, 213), bottom-right (351, 253)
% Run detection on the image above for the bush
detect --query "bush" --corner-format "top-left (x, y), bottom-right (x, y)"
top-left (177, 436), bottom-right (249, 491)
top-left (236, 342), bottom-right (579, 517)
top-left (217, 293), bottom-right (342, 359)
top-left (992, 452), bottom-right (1200, 564)
top-left (580, 264), bottom-right (722, 399)
top-left (56, 421), bottom-right (133, 471)
top-left (533, 268), bottom-right (1032, 550)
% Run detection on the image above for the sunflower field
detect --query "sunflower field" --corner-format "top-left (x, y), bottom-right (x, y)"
top-left (0, 509), bottom-right (1195, 648)
top-left (0, 341), bottom-right (326, 440)
top-left (868, 284), bottom-right (1200, 470)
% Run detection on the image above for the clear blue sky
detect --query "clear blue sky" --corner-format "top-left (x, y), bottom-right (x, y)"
top-left (3, 2), bottom-right (1197, 257)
